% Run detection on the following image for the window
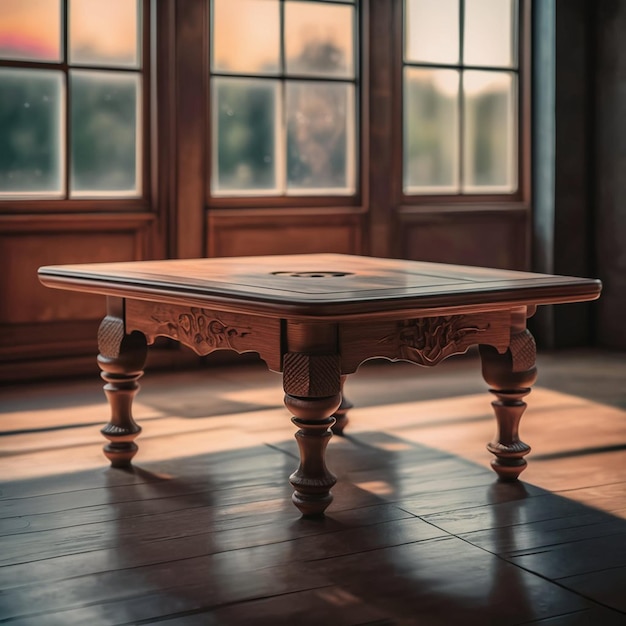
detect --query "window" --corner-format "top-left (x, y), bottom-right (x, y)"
top-left (0, 0), bottom-right (144, 200)
top-left (403, 0), bottom-right (519, 195)
top-left (210, 0), bottom-right (357, 197)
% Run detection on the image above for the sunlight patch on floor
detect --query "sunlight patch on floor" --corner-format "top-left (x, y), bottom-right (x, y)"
top-left (2, 379), bottom-right (625, 523)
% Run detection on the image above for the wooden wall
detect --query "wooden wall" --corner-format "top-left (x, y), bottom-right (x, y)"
top-left (538, 0), bottom-right (626, 350)
top-left (593, 0), bottom-right (626, 349)
top-left (550, 0), bottom-right (594, 348)
top-left (0, 213), bottom-right (156, 382)
top-left (0, 0), bottom-right (550, 383)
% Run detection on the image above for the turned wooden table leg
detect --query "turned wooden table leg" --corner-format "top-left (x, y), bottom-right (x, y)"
top-left (479, 329), bottom-right (537, 481)
top-left (283, 352), bottom-right (342, 516)
top-left (331, 375), bottom-right (353, 435)
top-left (97, 313), bottom-right (148, 468)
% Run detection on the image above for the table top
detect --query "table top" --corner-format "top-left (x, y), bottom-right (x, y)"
top-left (38, 254), bottom-right (602, 319)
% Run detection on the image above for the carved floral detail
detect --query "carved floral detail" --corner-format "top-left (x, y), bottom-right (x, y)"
top-left (151, 308), bottom-right (251, 352)
top-left (381, 316), bottom-right (487, 366)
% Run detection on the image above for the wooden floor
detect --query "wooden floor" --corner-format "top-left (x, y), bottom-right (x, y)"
top-left (1, 348), bottom-right (626, 625)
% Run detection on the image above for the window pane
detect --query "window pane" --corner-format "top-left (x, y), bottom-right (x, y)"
top-left (212, 0), bottom-right (280, 74)
top-left (213, 77), bottom-right (280, 195)
top-left (69, 0), bottom-right (140, 68)
top-left (70, 70), bottom-right (140, 196)
top-left (463, 71), bottom-right (516, 192)
top-left (404, 68), bottom-right (459, 193)
top-left (464, 0), bottom-right (516, 67)
top-left (405, 0), bottom-right (458, 65)
top-left (285, 1), bottom-right (354, 78)
top-left (287, 82), bottom-right (354, 194)
top-left (0, 0), bottom-right (62, 62)
top-left (0, 69), bottom-right (64, 196)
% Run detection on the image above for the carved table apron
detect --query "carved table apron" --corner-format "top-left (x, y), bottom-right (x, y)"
top-left (38, 254), bottom-right (602, 516)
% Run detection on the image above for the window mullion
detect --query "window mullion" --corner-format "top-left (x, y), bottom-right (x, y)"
top-left (279, 80), bottom-right (286, 195)
top-left (63, 0), bottom-right (70, 199)
top-left (280, 0), bottom-right (286, 196)
top-left (458, 0), bottom-right (464, 193)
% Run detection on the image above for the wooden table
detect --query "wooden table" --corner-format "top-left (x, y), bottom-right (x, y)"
top-left (38, 254), bottom-right (601, 516)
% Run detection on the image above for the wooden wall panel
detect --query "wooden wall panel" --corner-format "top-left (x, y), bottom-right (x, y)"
top-left (0, 231), bottom-right (138, 325)
top-left (0, 220), bottom-right (153, 382)
top-left (0, 320), bottom-right (100, 362)
top-left (551, 0), bottom-right (593, 348)
top-left (207, 209), bottom-right (365, 258)
top-left (396, 209), bottom-right (529, 270)
top-left (593, 0), bottom-right (626, 349)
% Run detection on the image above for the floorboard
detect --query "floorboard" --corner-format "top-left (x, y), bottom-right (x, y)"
top-left (1, 348), bottom-right (625, 625)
